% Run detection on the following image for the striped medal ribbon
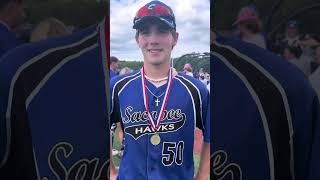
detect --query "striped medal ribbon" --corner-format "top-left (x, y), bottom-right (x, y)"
top-left (141, 66), bottom-right (173, 145)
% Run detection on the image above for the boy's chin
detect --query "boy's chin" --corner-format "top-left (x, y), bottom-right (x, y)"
top-left (147, 59), bottom-right (167, 66)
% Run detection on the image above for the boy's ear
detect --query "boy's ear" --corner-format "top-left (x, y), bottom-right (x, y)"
top-left (173, 32), bottom-right (179, 47)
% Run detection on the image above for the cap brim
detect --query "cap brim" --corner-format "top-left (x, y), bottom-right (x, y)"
top-left (133, 16), bottom-right (175, 29)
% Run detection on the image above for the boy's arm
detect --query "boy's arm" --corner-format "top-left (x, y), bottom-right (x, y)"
top-left (195, 142), bottom-right (210, 180)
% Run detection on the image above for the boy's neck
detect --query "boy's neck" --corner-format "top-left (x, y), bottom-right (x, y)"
top-left (143, 61), bottom-right (171, 79)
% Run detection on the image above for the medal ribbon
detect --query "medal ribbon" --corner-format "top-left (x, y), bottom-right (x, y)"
top-left (141, 66), bottom-right (173, 132)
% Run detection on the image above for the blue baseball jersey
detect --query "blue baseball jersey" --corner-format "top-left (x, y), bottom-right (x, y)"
top-left (0, 19), bottom-right (110, 179)
top-left (110, 69), bottom-right (117, 79)
top-left (0, 23), bottom-right (23, 58)
top-left (110, 70), bottom-right (210, 180)
top-left (211, 37), bottom-right (320, 180)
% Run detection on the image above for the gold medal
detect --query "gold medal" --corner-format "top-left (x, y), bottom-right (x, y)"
top-left (150, 134), bottom-right (161, 145)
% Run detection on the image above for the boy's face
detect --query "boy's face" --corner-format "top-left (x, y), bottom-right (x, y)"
top-left (136, 22), bottom-right (178, 66)
top-left (286, 27), bottom-right (298, 38)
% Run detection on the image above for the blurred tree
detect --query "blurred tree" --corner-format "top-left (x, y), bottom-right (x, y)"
top-left (118, 61), bottom-right (143, 71)
top-left (173, 53), bottom-right (210, 73)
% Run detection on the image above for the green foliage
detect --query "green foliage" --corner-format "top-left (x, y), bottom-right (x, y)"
top-left (173, 53), bottom-right (210, 73)
top-left (118, 61), bottom-right (143, 71)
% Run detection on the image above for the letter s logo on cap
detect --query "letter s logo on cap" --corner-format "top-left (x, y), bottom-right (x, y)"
top-left (148, 4), bottom-right (155, 10)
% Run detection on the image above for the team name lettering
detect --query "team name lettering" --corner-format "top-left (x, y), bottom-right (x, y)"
top-left (125, 119), bottom-right (185, 139)
top-left (47, 142), bottom-right (109, 180)
top-left (123, 106), bottom-right (184, 124)
top-left (211, 150), bottom-right (242, 180)
top-left (134, 123), bottom-right (176, 135)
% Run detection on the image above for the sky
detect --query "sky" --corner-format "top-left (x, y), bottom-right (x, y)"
top-left (110, 0), bottom-right (210, 61)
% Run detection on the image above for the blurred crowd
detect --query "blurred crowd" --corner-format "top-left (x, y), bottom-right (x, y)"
top-left (3, 1), bottom-right (316, 97)
top-left (0, 0), bottom-right (75, 59)
top-left (219, 5), bottom-right (320, 98)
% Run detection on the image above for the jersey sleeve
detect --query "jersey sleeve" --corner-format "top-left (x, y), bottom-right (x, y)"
top-left (196, 84), bottom-right (210, 143)
top-left (110, 78), bottom-right (121, 127)
top-left (0, 51), bottom-right (21, 168)
top-left (0, 50), bottom-right (30, 172)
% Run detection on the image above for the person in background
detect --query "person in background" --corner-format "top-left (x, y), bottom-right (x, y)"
top-left (198, 72), bottom-right (207, 85)
top-left (110, 56), bottom-right (119, 79)
top-left (204, 72), bottom-right (210, 82)
top-left (299, 34), bottom-right (320, 74)
top-left (0, 0), bottom-right (26, 57)
top-left (110, 56), bottom-right (121, 158)
top-left (119, 67), bottom-right (132, 75)
top-left (270, 32), bottom-right (286, 55)
top-left (283, 45), bottom-right (310, 75)
top-left (309, 46), bottom-right (320, 100)
top-left (198, 67), bottom-right (204, 77)
top-left (29, 17), bottom-right (70, 42)
top-left (282, 20), bottom-right (301, 47)
top-left (233, 6), bottom-right (267, 49)
top-left (183, 63), bottom-right (194, 77)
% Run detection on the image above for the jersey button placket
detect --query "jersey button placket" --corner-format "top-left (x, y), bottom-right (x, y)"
top-left (148, 133), bottom-right (162, 179)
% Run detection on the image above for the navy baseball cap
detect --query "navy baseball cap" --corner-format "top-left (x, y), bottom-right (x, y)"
top-left (133, 1), bottom-right (176, 30)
